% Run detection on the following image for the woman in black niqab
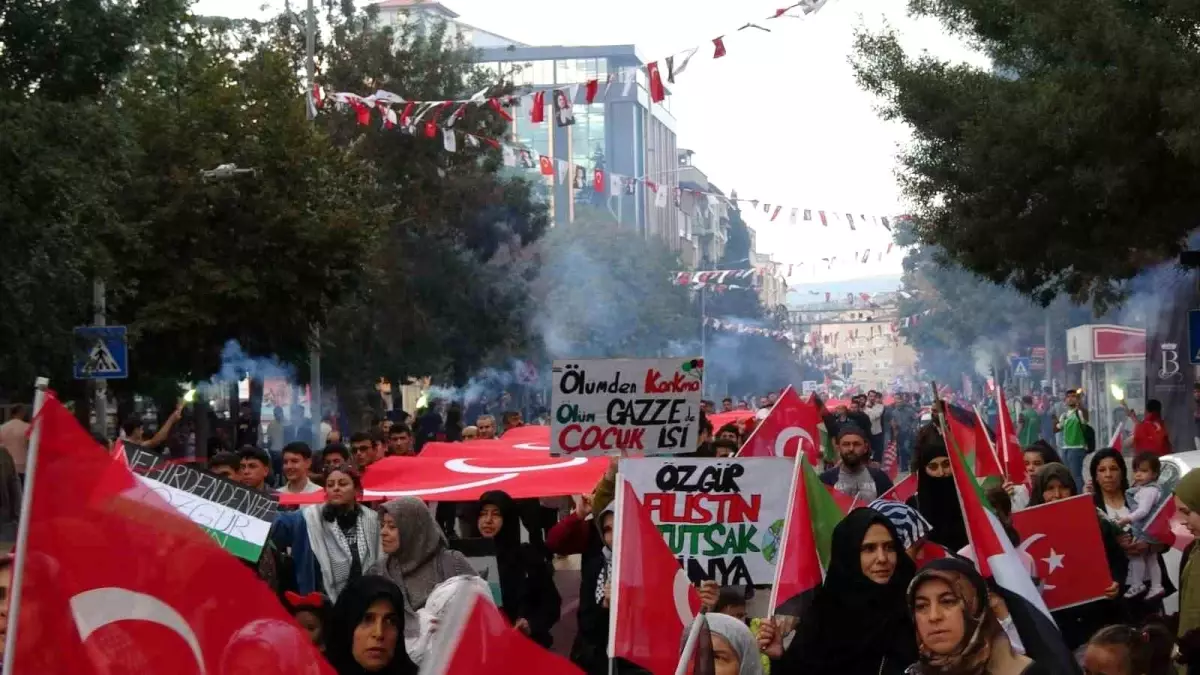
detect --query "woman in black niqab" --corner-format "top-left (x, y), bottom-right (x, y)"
top-left (774, 508), bottom-right (918, 675)
top-left (325, 576), bottom-right (418, 675)
top-left (907, 424), bottom-right (969, 553)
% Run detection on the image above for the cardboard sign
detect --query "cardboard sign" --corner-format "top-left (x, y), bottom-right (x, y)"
top-left (621, 457), bottom-right (792, 586)
top-left (550, 358), bottom-right (703, 456)
top-left (450, 537), bottom-right (503, 607)
top-left (123, 444), bottom-right (278, 562)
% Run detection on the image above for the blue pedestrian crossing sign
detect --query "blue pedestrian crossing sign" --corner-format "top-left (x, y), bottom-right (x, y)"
top-left (73, 326), bottom-right (128, 380)
top-left (1010, 357), bottom-right (1031, 378)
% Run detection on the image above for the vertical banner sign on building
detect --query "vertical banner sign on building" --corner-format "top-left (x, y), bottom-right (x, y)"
top-left (1146, 268), bottom-right (1199, 451)
top-left (621, 457), bottom-right (792, 586)
top-left (550, 358), bottom-right (703, 456)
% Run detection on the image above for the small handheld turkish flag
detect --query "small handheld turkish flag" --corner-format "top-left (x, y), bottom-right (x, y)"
top-left (1011, 494), bottom-right (1114, 610)
top-left (609, 479), bottom-right (700, 675)
top-left (423, 584), bottom-right (583, 675)
top-left (10, 395), bottom-right (332, 674)
top-left (737, 386), bottom-right (822, 464)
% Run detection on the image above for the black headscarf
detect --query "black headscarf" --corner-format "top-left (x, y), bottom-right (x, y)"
top-left (908, 427), bottom-right (969, 553)
top-left (1088, 448), bottom-right (1129, 510)
top-left (473, 490), bottom-right (525, 615)
top-left (784, 508), bottom-right (918, 675)
top-left (1027, 462), bottom-right (1077, 507)
top-left (325, 576), bottom-right (418, 675)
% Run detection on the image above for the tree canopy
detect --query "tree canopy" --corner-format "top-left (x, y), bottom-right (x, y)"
top-left (853, 0), bottom-right (1200, 308)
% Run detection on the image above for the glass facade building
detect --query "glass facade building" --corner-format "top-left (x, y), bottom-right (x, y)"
top-left (476, 45), bottom-right (680, 246)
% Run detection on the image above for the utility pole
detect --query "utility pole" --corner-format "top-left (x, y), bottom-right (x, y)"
top-left (93, 279), bottom-right (108, 437)
top-left (306, 0), bottom-right (324, 448)
top-left (1044, 312), bottom-right (1054, 395)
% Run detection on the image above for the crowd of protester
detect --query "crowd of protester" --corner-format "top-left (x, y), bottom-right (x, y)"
top-left (3, 384), bottom-right (1200, 675)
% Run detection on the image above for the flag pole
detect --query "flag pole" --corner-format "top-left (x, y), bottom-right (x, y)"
top-left (674, 613), bottom-right (705, 675)
top-left (2, 377), bottom-right (49, 674)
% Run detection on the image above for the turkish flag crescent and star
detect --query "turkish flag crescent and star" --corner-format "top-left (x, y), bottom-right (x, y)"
top-left (279, 427), bottom-right (608, 505)
top-left (736, 385), bottom-right (822, 465)
top-left (423, 585), bottom-right (583, 675)
top-left (609, 479), bottom-right (701, 675)
top-left (11, 395), bottom-right (331, 675)
top-left (1011, 494), bottom-right (1114, 610)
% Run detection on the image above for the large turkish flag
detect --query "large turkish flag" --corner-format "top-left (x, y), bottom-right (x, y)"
top-left (11, 395), bottom-right (330, 675)
top-left (1011, 495), bottom-right (1113, 610)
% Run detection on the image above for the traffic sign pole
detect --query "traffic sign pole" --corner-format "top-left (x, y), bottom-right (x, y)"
top-left (93, 279), bottom-right (107, 438)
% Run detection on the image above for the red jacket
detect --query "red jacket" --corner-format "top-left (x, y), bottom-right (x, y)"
top-left (1132, 413), bottom-right (1172, 456)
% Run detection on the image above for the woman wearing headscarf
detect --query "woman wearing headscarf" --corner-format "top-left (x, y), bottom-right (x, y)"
top-left (468, 490), bottom-right (561, 647)
top-left (1027, 462), bottom-right (1124, 651)
top-left (271, 467), bottom-right (381, 601)
top-left (1172, 469), bottom-right (1200, 673)
top-left (907, 426), bottom-right (969, 553)
top-left (368, 497), bottom-right (477, 626)
top-left (684, 613), bottom-right (765, 675)
top-left (906, 557), bottom-right (1050, 675)
top-left (325, 575), bottom-right (418, 675)
top-left (758, 508), bottom-right (918, 675)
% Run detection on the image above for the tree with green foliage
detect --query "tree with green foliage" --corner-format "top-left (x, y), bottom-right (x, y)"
top-left (893, 222), bottom-right (1090, 383)
top-left (299, 6), bottom-right (550, 418)
top-left (853, 0), bottom-right (1200, 308)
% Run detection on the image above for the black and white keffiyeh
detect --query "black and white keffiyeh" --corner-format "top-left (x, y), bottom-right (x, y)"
top-left (868, 498), bottom-right (932, 551)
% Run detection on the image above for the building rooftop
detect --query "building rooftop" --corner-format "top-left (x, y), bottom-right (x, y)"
top-left (373, 0), bottom-right (460, 16)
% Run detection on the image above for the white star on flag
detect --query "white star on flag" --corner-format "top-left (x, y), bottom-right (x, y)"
top-left (1042, 548), bottom-right (1065, 573)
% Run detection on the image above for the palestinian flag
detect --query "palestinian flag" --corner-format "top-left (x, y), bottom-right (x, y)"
top-left (994, 390), bottom-right (1027, 484)
top-left (942, 410), bottom-right (1077, 674)
top-left (944, 403), bottom-right (1001, 478)
top-left (770, 456), bottom-right (845, 616)
top-left (119, 442), bottom-right (278, 562)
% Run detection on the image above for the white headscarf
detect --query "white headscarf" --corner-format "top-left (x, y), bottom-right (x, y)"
top-left (704, 613), bottom-right (764, 675)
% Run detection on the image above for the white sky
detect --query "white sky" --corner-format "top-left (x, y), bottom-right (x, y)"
top-left (195, 0), bottom-right (985, 284)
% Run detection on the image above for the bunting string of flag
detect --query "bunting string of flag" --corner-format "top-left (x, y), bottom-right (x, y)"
top-left (314, 93), bottom-right (901, 231)
top-left (311, 1), bottom-right (831, 110)
top-left (704, 317), bottom-right (794, 342)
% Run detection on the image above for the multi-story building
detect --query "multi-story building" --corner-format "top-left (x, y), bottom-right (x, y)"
top-left (677, 149), bottom-right (728, 269)
top-left (373, 0), bottom-right (525, 47)
top-left (788, 293), bottom-right (917, 391)
top-left (475, 44), bottom-right (680, 246)
top-left (753, 252), bottom-right (788, 312)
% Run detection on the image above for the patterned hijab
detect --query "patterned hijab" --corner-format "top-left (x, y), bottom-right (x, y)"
top-left (906, 558), bottom-right (1004, 675)
top-left (869, 499), bottom-right (933, 551)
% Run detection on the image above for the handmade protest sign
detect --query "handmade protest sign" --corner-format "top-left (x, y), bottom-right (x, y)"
top-left (550, 357), bottom-right (702, 456)
top-left (123, 444), bottom-right (278, 562)
top-left (621, 457), bottom-right (791, 586)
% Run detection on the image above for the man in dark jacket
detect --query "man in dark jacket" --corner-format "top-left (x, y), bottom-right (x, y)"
top-left (820, 426), bottom-right (893, 501)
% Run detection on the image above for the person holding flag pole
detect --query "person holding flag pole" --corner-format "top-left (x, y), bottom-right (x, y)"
top-left (0, 377), bottom-right (47, 674)
top-left (930, 382), bottom-right (1079, 675)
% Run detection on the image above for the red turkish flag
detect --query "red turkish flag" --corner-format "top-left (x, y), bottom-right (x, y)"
top-left (585, 79), bottom-right (599, 103)
top-left (737, 386), bottom-right (822, 464)
top-left (1011, 495), bottom-right (1114, 610)
top-left (646, 61), bottom-right (666, 103)
top-left (424, 585), bottom-right (582, 675)
top-left (530, 91), bottom-right (545, 123)
top-left (280, 447), bottom-right (607, 505)
top-left (912, 541), bottom-right (952, 568)
top-left (879, 473), bottom-right (917, 503)
top-left (538, 155), bottom-right (554, 176)
top-left (593, 168), bottom-right (606, 192)
top-left (11, 395), bottom-right (330, 675)
top-left (609, 480), bottom-right (700, 675)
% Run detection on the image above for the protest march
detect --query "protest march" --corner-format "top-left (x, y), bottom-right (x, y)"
top-left (6, 0), bottom-right (1200, 671)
